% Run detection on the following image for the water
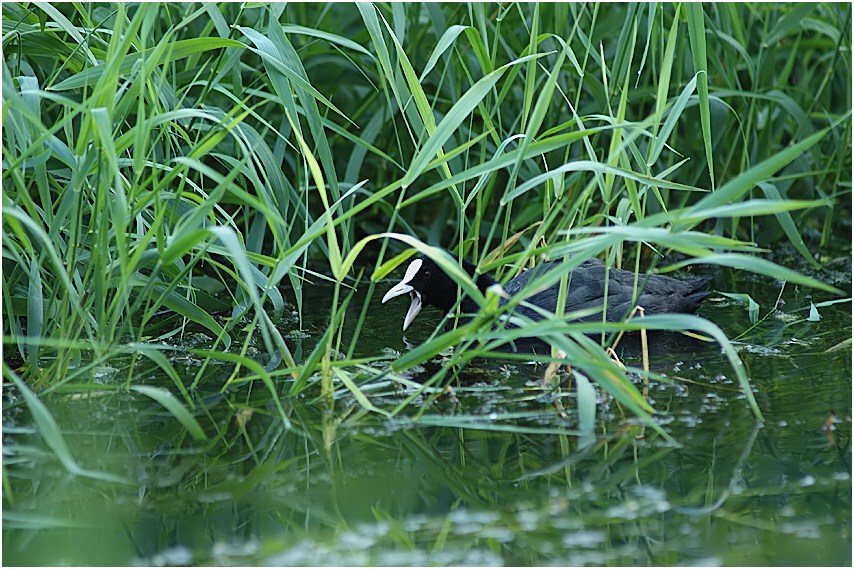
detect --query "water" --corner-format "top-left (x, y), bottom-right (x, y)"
top-left (3, 265), bottom-right (851, 566)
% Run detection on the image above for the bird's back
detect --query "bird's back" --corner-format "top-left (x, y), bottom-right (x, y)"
top-left (496, 258), bottom-right (712, 322)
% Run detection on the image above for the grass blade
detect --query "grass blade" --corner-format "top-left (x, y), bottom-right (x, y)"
top-left (130, 386), bottom-right (208, 441)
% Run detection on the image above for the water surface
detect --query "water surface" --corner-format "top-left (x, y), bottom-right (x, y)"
top-left (3, 265), bottom-right (851, 566)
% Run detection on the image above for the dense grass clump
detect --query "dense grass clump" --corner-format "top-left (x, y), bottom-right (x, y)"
top-left (2, 3), bottom-right (851, 433)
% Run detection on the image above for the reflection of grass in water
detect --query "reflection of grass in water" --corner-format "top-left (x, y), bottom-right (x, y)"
top-left (3, 298), bottom-right (850, 566)
top-left (4, 346), bottom-right (851, 564)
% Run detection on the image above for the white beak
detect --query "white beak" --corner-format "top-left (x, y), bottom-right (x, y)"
top-left (382, 259), bottom-right (424, 331)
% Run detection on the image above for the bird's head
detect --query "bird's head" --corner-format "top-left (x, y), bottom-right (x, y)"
top-left (381, 255), bottom-right (495, 330)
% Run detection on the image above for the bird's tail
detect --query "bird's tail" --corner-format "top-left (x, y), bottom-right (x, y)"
top-left (684, 275), bottom-right (714, 307)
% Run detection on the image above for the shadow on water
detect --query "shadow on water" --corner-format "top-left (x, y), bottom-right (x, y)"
top-left (2, 267), bottom-right (851, 566)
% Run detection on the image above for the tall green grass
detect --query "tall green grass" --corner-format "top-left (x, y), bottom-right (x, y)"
top-left (2, 3), bottom-right (851, 438)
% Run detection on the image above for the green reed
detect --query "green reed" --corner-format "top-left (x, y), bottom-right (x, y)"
top-left (2, 3), bottom-right (850, 441)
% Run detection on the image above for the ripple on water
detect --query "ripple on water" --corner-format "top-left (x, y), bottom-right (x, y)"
top-left (133, 545), bottom-right (192, 567)
top-left (561, 529), bottom-right (606, 547)
top-left (260, 537), bottom-right (504, 566)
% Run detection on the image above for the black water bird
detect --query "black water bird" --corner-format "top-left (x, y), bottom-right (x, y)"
top-left (382, 254), bottom-right (713, 332)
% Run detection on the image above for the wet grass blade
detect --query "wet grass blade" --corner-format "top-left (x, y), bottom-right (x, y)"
top-left (5, 365), bottom-right (131, 484)
top-left (193, 349), bottom-right (292, 431)
top-left (504, 160), bottom-right (706, 205)
top-left (679, 126), bottom-right (834, 227)
top-left (757, 182), bottom-right (823, 269)
top-left (51, 37), bottom-right (245, 91)
top-left (575, 371), bottom-right (597, 444)
top-left (614, 313), bottom-right (764, 421)
top-left (403, 52), bottom-right (548, 187)
top-left (648, 73), bottom-right (698, 166)
top-left (26, 259), bottom-right (43, 370)
top-left (129, 344), bottom-right (194, 407)
top-left (663, 253), bottom-right (844, 295)
top-left (130, 385), bottom-right (207, 441)
top-left (333, 368), bottom-right (390, 416)
top-left (686, 3), bottom-right (715, 188)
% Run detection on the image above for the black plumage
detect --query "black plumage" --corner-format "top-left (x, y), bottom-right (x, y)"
top-left (495, 257), bottom-right (713, 323)
top-left (382, 254), bottom-right (712, 332)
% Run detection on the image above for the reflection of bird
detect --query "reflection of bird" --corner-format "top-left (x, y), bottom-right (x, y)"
top-left (382, 255), bottom-right (713, 332)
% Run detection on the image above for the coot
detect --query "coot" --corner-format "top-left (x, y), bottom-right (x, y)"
top-left (382, 254), bottom-right (712, 331)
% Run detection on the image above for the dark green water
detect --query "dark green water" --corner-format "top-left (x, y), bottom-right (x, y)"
top-left (3, 265), bottom-right (851, 566)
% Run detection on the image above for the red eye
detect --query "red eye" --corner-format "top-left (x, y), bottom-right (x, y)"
top-left (423, 270), bottom-right (431, 280)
